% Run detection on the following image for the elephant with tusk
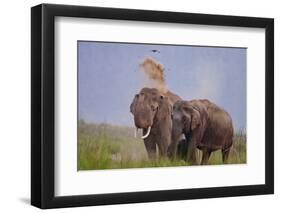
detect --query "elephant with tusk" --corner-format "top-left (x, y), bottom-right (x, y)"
top-left (130, 87), bottom-right (181, 159)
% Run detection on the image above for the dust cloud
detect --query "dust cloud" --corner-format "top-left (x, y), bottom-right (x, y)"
top-left (139, 58), bottom-right (168, 93)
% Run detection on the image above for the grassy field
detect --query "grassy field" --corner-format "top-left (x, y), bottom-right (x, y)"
top-left (78, 120), bottom-right (246, 170)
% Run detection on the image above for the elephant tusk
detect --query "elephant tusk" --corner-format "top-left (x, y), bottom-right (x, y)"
top-left (134, 128), bottom-right (138, 138)
top-left (141, 126), bottom-right (151, 139)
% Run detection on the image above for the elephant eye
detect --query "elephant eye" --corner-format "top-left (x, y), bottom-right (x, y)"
top-left (135, 94), bottom-right (139, 98)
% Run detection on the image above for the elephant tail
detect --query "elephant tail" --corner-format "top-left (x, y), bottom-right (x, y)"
top-left (223, 130), bottom-right (234, 153)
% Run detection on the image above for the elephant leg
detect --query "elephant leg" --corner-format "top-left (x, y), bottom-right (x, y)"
top-left (177, 139), bottom-right (188, 161)
top-left (157, 143), bottom-right (167, 158)
top-left (144, 140), bottom-right (157, 160)
top-left (201, 149), bottom-right (211, 165)
top-left (157, 137), bottom-right (170, 158)
top-left (186, 137), bottom-right (198, 165)
top-left (187, 150), bottom-right (198, 165)
top-left (222, 149), bottom-right (230, 164)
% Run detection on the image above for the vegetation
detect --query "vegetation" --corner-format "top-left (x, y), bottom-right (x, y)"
top-left (78, 120), bottom-right (246, 170)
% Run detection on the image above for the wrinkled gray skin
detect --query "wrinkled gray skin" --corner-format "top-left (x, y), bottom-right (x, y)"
top-left (130, 88), bottom-right (181, 159)
top-left (168, 99), bottom-right (234, 165)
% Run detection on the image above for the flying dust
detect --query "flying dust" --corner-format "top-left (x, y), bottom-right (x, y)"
top-left (139, 57), bottom-right (168, 93)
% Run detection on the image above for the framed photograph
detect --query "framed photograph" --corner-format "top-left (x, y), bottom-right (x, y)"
top-left (31, 4), bottom-right (274, 209)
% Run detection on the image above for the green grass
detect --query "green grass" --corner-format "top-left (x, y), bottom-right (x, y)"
top-left (78, 121), bottom-right (246, 170)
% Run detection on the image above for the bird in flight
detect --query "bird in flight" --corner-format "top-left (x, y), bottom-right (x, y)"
top-left (151, 49), bottom-right (160, 53)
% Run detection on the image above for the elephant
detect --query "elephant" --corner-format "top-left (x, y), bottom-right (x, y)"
top-left (168, 99), bottom-right (234, 165)
top-left (130, 87), bottom-right (181, 159)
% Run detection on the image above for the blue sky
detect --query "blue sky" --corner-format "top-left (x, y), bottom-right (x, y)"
top-left (78, 41), bottom-right (246, 131)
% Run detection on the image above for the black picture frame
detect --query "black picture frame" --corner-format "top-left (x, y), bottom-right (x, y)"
top-left (31, 3), bottom-right (274, 209)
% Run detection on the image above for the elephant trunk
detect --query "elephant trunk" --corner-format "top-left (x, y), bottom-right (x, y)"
top-left (168, 124), bottom-right (183, 158)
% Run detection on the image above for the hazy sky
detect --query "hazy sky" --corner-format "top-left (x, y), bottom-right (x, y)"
top-left (78, 41), bottom-right (246, 131)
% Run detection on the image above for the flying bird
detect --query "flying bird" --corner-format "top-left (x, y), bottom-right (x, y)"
top-left (151, 49), bottom-right (160, 53)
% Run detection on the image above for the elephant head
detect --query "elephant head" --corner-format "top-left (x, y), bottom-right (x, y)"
top-left (130, 87), bottom-right (172, 139)
top-left (168, 100), bottom-right (208, 161)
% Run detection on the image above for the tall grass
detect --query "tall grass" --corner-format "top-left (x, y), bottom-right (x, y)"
top-left (78, 120), bottom-right (246, 170)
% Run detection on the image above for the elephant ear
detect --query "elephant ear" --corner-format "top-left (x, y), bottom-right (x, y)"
top-left (130, 94), bottom-right (138, 113)
top-left (190, 101), bottom-right (209, 131)
top-left (191, 108), bottom-right (201, 130)
top-left (182, 102), bottom-right (201, 131)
